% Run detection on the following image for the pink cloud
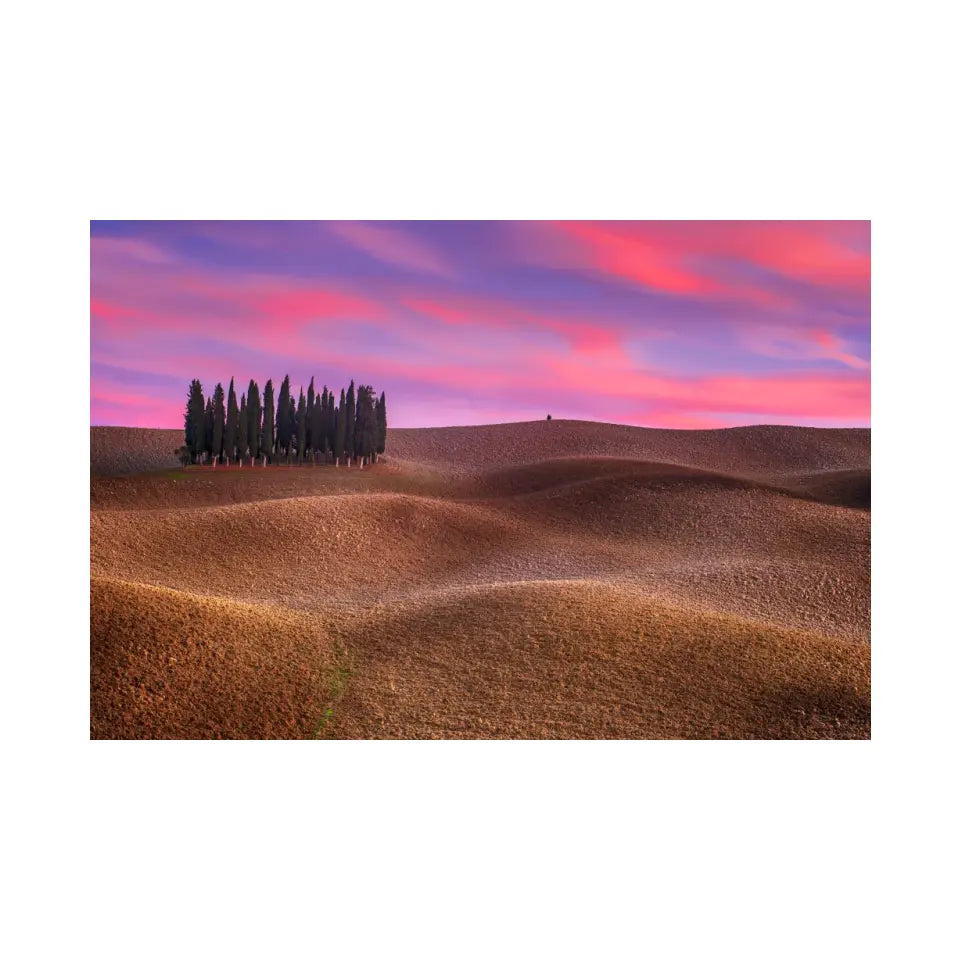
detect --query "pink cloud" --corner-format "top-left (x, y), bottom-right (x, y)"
top-left (515, 221), bottom-right (868, 310)
top-left (90, 236), bottom-right (177, 266)
top-left (736, 324), bottom-right (869, 370)
top-left (551, 221), bottom-right (720, 297)
top-left (810, 330), bottom-right (870, 370)
top-left (402, 292), bottom-right (635, 360)
top-left (328, 222), bottom-right (455, 277)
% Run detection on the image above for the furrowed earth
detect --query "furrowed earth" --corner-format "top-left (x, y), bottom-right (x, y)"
top-left (90, 420), bottom-right (870, 739)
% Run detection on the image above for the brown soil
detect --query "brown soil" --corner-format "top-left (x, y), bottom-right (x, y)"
top-left (90, 420), bottom-right (870, 739)
top-left (90, 577), bottom-right (336, 739)
top-left (91, 426), bottom-right (185, 476)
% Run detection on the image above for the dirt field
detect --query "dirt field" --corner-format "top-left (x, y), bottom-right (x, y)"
top-left (90, 420), bottom-right (870, 739)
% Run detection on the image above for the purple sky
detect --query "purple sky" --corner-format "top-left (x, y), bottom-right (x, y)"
top-left (90, 221), bottom-right (870, 429)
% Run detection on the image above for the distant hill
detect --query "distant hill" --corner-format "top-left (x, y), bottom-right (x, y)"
top-left (91, 420), bottom-right (870, 478)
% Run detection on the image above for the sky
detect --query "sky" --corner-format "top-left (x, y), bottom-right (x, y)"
top-left (90, 221), bottom-right (870, 429)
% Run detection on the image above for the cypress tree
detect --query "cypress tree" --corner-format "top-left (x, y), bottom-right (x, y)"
top-left (356, 385), bottom-right (377, 465)
top-left (345, 380), bottom-right (356, 464)
top-left (287, 396), bottom-right (296, 462)
top-left (225, 377), bottom-right (238, 464)
top-left (353, 385), bottom-right (361, 462)
top-left (306, 377), bottom-right (315, 453)
top-left (311, 387), bottom-right (326, 462)
top-left (203, 398), bottom-right (214, 461)
top-left (334, 389), bottom-right (346, 465)
top-left (212, 382), bottom-right (225, 464)
top-left (262, 379), bottom-right (275, 464)
top-left (376, 391), bottom-right (387, 457)
top-left (246, 380), bottom-right (261, 463)
top-left (355, 384), bottom-right (365, 462)
top-left (238, 395), bottom-right (248, 460)
top-left (184, 384), bottom-right (193, 455)
top-left (325, 386), bottom-right (335, 454)
top-left (185, 379), bottom-right (205, 464)
top-left (276, 375), bottom-right (291, 457)
top-left (296, 389), bottom-right (307, 464)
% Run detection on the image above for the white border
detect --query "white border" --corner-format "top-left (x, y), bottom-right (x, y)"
top-left (6, 2), bottom-right (957, 957)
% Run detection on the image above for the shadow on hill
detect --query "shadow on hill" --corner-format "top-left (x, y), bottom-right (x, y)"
top-left (473, 457), bottom-right (871, 511)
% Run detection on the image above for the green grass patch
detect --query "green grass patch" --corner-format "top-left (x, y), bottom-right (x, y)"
top-left (313, 642), bottom-right (351, 739)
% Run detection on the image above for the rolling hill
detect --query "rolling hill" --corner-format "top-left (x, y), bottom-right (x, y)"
top-left (90, 420), bottom-right (870, 739)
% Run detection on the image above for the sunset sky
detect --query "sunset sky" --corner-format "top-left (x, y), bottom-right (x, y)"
top-left (90, 220), bottom-right (870, 429)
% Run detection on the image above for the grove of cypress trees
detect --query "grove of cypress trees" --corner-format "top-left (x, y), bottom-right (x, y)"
top-left (185, 379), bottom-right (205, 464)
top-left (212, 382), bottom-right (225, 464)
top-left (376, 391), bottom-right (387, 457)
top-left (296, 389), bottom-right (307, 464)
top-left (345, 381), bottom-right (356, 465)
top-left (181, 375), bottom-right (386, 468)
top-left (246, 379), bottom-right (261, 464)
top-left (262, 379), bottom-right (275, 464)
top-left (225, 377), bottom-right (238, 463)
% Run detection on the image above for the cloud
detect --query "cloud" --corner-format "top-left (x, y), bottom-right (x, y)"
top-left (736, 323), bottom-right (870, 370)
top-left (810, 330), bottom-right (870, 370)
top-left (514, 221), bottom-right (869, 312)
top-left (90, 221), bottom-right (870, 429)
top-left (327, 222), bottom-right (455, 277)
top-left (90, 236), bottom-right (177, 266)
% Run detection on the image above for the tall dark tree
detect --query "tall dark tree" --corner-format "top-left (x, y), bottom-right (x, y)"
top-left (334, 389), bottom-right (346, 465)
top-left (324, 386), bottom-right (335, 454)
top-left (351, 385), bottom-right (361, 460)
top-left (311, 386), bottom-right (326, 461)
top-left (262, 379), bottom-right (275, 463)
top-left (306, 377), bottom-right (315, 453)
top-left (238, 395), bottom-right (248, 460)
top-left (376, 391), bottom-right (387, 457)
top-left (356, 385), bottom-right (377, 464)
top-left (246, 380), bottom-right (261, 463)
top-left (344, 380), bottom-right (356, 464)
top-left (225, 377), bottom-right (239, 464)
top-left (203, 398), bottom-right (214, 461)
top-left (276, 375), bottom-right (292, 458)
top-left (184, 379), bottom-right (205, 464)
top-left (212, 382), bottom-right (226, 464)
top-left (296, 389), bottom-right (307, 464)
top-left (286, 396), bottom-right (296, 461)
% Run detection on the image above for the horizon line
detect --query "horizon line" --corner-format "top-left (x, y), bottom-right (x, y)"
top-left (90, 416), bottom-right (872, 433)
